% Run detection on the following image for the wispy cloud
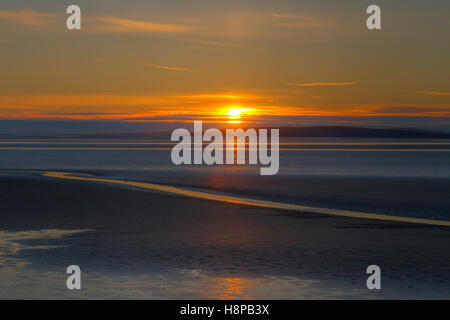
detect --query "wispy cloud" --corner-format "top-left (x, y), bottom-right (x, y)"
top-left (187, 39), bottom-right (244, 48)
top-left (1, 94), bottom-right (449, 121)
top-left (140, 62), bottom-right (191, 72)
top-left (268, 12), bottom-right (331, 27)
top-left (96, 16), bottom-right (192, 33)
top-left (171, 93), bottom-right (260, 101)
top-left (296, 82), bottom-right (357, 87)
top-left (418, 91), bottom-right (450, 96)
top-left (0, 8), bottom-right (56, 26)
top-left (0, 92), bottom-right (268, 119)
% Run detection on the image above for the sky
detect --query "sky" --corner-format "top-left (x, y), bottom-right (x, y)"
top-left (1, 0), bottom-right (450, 132)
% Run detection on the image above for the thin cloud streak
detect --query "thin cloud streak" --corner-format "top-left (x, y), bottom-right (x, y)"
top-left (96, 16), bottom-right (192, 33)
top-left (418, 91), bottom-right (450, 96)
top-left (268, 12), bottom-right (331, 27)
top-left (0, 8), bottom-right (56, 26)
top-left (187, 39), bottom-right (245, 48)
top-left (140, 62), bottom-right (191, 72)
top-left (296, 82), bottom-right (357, 87)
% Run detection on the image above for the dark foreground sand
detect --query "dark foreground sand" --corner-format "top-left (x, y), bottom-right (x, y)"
top-left (0, 173), bottom-right (449, 299)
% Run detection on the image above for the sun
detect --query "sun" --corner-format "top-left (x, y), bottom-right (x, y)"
top-left (219, 105), bottom-right (254, 124)
top-left (226, 108), bottom-right (251, 119)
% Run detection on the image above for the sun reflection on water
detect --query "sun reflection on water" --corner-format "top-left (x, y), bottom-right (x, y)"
top-left (208, 277), bottom-right (255, 300)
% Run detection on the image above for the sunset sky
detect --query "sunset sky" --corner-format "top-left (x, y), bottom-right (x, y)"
top-left (1, 0), bottom-right (449, 131)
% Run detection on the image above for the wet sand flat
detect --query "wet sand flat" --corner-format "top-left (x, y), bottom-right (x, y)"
top-left (0, 173), bottom-right (449, 299)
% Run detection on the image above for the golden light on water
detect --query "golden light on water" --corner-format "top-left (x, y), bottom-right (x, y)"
top-left (209, 277), bottom-right (253, 300)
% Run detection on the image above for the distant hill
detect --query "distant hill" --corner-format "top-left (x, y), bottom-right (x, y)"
top-left (124, 126), bottom-right (450, 139)
top-left (60, 126), bottom-right (450, 139)
top-left (270, 126), bottom-right (450, 138)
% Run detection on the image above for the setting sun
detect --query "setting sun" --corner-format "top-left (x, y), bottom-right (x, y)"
top-left (226, 108), bottom-right (252, 118)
